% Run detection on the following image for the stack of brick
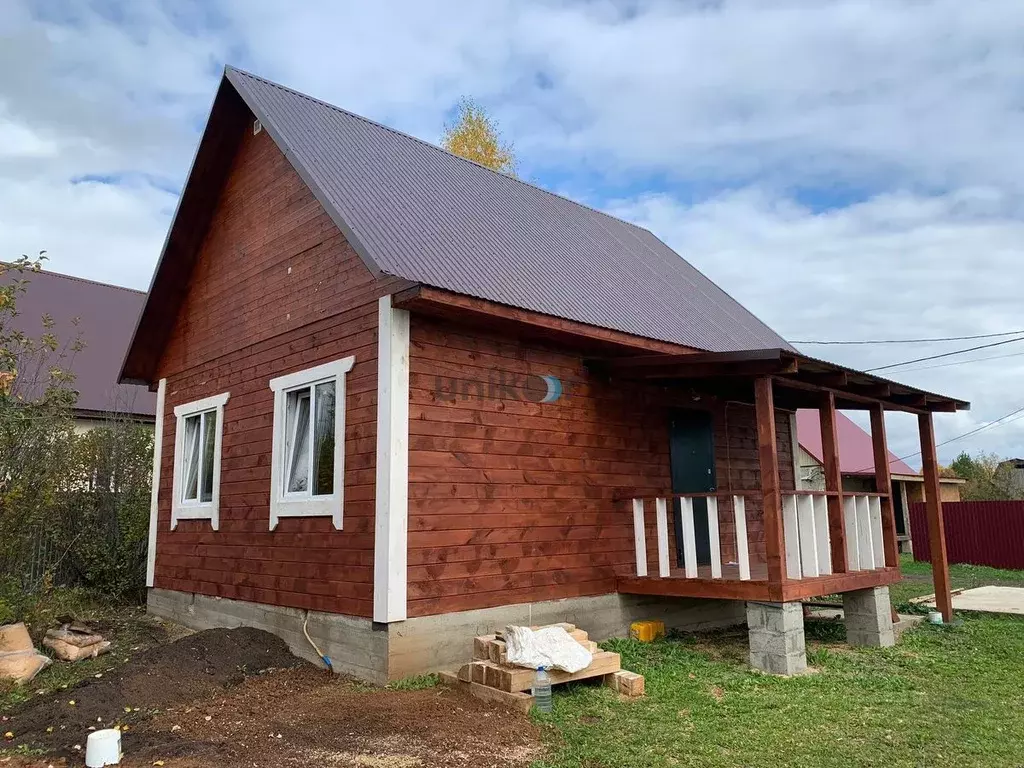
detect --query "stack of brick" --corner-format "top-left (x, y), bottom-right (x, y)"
top-left (438, 622), bottom-right (645, 712)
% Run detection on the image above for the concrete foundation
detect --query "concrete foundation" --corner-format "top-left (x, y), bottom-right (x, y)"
top-left (149, 588), bottom-right (745, 683)
top-left (746, 601), bottom-right (807, 675)
top-left (148, 589), bottom-right (390, 682)
top-left (843, 586), bottom-right (895, 647)
top-left (389, 593), bottom-right (745, 679)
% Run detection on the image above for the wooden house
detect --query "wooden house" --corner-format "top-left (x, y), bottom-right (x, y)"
top-left (121, 68), bottom-right (966, 681)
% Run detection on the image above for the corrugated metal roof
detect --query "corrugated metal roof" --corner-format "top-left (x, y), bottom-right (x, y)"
top-left (4, 268), bottom-right (156, 418)
top-left (226, 67), bottom-right (792, 353)
top-left (796, 409), bottom-right (917, 476)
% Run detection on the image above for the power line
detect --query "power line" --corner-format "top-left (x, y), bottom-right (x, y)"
top-left (865, 336), bottom-right (1024, 373)
top-left (891, 349), bottom-right (1024, 374)
top-left (883, 404), bottom-right (1024, 467)
top-left (793, 329), bottom-right (1024, 345)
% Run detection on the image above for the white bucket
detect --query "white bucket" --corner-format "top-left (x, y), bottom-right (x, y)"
top-left (85, 728), bottom-right (121, 767)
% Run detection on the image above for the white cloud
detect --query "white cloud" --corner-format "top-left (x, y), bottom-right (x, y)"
top-left (608, 187), bottom-right (1024, 464)
top-left (1, 0), bottom-right (1023, 463)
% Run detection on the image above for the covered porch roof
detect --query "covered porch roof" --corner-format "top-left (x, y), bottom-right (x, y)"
top-left (586, 348), bottom-right (969, 414)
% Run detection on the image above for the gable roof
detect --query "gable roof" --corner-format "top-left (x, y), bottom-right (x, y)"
top-left (4, 267), bottom-right (156, 419)
top-left (795, 409), bottom-right (916, 477)
top-left (122, 66), bottom-right (791, 383)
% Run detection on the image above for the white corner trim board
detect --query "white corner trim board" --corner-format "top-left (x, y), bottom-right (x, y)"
top-left (268, 356), bottom-right (354, 531)
top-left (170, 391), bottom-right (230, 531)
top-left (374, 294), bottom-right (411, 623)
top-left (146, 378), bottom-right (167, 588)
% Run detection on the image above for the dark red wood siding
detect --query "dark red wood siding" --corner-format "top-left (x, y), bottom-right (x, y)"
top-left (152, 123), bottom-right (406, 618)
top-left (406, 316), bottom-right (795, 617)
top-left (910, 500), bottom-right (1024, 570)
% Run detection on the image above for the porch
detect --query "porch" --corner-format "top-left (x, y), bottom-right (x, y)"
top-left (589, 348), bottom-right (969, 621)
top-left (617, 491), bottom-right (900, 603)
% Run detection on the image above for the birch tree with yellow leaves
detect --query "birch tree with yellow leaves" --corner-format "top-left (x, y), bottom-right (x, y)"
top-left (441, 97), bottom-right (516, 174)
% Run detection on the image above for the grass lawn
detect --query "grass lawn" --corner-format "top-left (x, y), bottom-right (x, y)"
top-left (533, 557), bottom-right (1024, 768)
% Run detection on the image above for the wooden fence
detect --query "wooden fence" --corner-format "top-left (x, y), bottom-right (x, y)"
top-left (909, 500), bottom-right (1024, 571)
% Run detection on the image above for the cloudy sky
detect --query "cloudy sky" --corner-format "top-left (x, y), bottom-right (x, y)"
top-left (2, 0), bottom-right (1023, 465)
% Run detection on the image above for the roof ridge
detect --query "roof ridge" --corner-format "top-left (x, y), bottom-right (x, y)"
top-left (0, 262), bottom-right (145, 295)
top-left (224, 65), bottom-right (651, 236)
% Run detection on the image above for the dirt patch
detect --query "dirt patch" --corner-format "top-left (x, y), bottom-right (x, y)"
top-left (2, 625), bottom-right (543, 768)
top-left (132, 668), bottom-right (542, 768)
top-left (4, 627), bottom-right (302, 757)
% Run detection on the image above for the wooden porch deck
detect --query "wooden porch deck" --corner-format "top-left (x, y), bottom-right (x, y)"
top-left (617, 564), bottom-right (901, 603)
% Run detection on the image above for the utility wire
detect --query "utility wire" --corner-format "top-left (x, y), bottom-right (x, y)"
top-left (891, 349), bottom-right (1024, 374)
top-left (793, 329), bottom-right (1024, 345)
top-left (865, 336), bottom-right (1024, 373)
top-left (873, 404), bottom-right (1024, 469)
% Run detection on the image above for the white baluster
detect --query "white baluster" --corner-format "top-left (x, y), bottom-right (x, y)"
top-left (856, 495), bottom-right (874, 571)
top-left (844, 495), bottom-right (861, 570)
top-left (797, 495), bottom-right (819, 578)
top-left (783, 494), bottom-right (801, 579)
top-left (681, 497), bottom-right (699, 578)
top-left (655, 497), bottom-right (670, 578)
top-left (813, 494), bottom-right (832, 575)
top-left (734, 496), bottom-right (751, 581)
top-left (868, 496), bottom-right (885, 569)
top-left (632, 498), bottom-right (648, 577)
top-left (707, 497), bottom-right (722, 579)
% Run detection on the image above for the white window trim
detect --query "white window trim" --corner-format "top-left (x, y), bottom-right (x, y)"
top-left (171, 392), bottom-right (229, 531)
top-left (269, 356), bottom-right (354, 531)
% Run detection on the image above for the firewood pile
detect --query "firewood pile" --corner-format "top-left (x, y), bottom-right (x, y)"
top-left (438, 622), bottom-right (645, 713)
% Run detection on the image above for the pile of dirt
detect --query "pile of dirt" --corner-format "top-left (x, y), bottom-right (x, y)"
top-left (5, 626), bottom-right (304, 757)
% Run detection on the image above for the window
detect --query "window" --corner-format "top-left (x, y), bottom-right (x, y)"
top-left (269, 356), bottom-right (353, 530)
top-left (171, 392), bottom-right (229, 530)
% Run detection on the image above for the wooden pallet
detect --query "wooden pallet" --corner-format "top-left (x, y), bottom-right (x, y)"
top-left (442, 622), bottom-right (645, 711)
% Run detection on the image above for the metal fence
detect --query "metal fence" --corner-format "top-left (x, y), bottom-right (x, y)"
top-left (909, 500), bottom-right (1024, 571)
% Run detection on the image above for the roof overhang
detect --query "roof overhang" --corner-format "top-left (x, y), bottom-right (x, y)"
top-left (586, 348), bottom-right (969, 414)
top-left (391, 284), bottom-right (697, 356)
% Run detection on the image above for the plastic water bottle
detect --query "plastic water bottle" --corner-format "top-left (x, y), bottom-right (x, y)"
top-left (533, 666), bottom-right (552, 713)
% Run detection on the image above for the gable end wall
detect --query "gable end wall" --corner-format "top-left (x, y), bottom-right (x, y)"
top-left (152, 121), bottom-right (407, 618)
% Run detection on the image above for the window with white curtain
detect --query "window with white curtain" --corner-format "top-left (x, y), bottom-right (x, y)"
top-left (171, 392), bottom-right (229, 530)
top-left (269, 356), bottom-right (353, 530)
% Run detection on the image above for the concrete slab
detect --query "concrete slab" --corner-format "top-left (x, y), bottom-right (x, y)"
top-left (926, 586), bottom-right (1024, 616)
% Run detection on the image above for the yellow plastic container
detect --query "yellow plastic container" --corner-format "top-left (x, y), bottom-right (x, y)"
top-left (629, 620), bottom-right (665, 642)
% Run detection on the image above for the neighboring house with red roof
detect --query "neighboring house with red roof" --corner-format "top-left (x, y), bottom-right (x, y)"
top-left (795, 409), bottom-right (963, 552)
top-left (4, 267), bottom-right (156, 429)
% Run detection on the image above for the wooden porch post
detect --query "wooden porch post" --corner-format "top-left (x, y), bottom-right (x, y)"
top-left (918, 412), bottom-right (953, 623)
top-left (870, 404), bottom-right (899, 568)
top-left (755, 377), bottom-right (786, 596)
top-left (819, 393), bottom-right (848, 573)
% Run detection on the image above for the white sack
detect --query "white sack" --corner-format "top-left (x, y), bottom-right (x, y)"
top-left (503, 625), bottom-right (593, 673)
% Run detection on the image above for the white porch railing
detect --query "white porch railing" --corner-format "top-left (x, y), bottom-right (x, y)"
top-left (782, 493), bottom-right (832, 579)
top-left (631, 495), bottom-right (752, 581)
top-left (782, 492), bottom-right (887, 579)
top-left (843, 494), bottom-right (887, 571)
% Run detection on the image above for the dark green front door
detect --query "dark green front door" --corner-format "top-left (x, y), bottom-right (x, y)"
top-left (669, 409), bottom-right (716, 567)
